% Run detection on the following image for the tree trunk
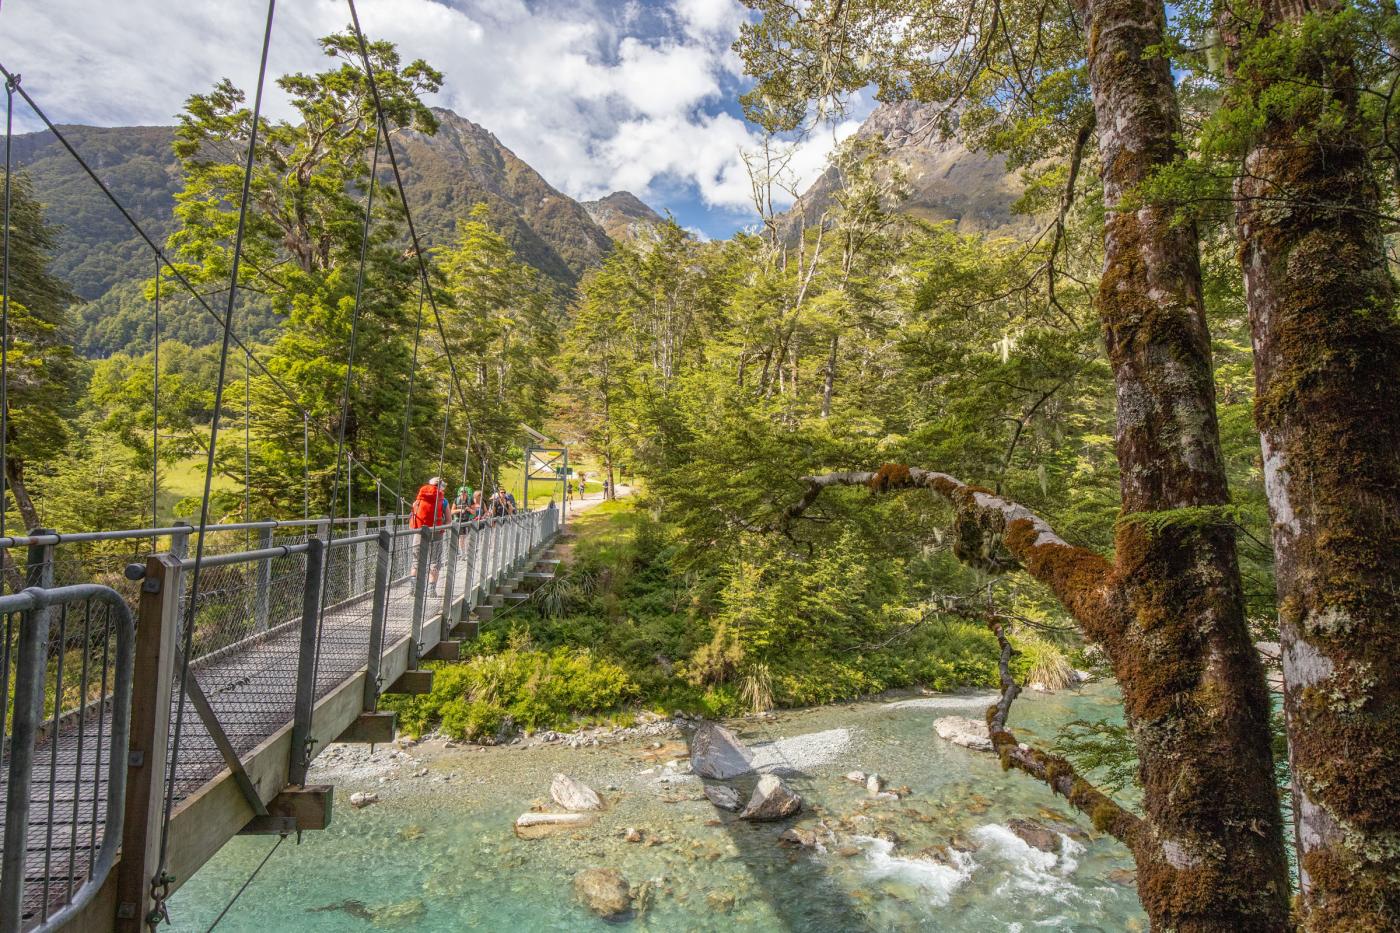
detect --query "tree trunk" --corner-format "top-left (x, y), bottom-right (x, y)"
top-left (821, 332), bottom-right (838, 417)
top-left (1073, 0), bottom-right (1292, 923)
top-left (5, 459), bottom-right (42, 532)
top-left (1230, 2), bottom-right (1400, 924)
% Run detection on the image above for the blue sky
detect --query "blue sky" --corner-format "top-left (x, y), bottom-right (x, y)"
top-left (4, 0), bottom-right (871, 239)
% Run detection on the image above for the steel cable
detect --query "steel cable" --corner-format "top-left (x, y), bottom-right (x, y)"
top-left (0, 60), bottom-right (414, 510)
top-left (154, 0), bottom-right (277, 918)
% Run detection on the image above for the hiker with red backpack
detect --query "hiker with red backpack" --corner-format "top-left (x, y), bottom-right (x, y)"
top-left (409, 476), bottom-right (449, 597)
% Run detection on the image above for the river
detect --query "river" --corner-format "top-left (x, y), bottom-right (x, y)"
top-left (168, 683), bottom-right (1144, 931)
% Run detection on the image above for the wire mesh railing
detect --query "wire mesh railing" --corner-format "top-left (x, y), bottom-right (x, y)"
top-left (0, 585), bottom-right (136, 933)
top-left (0, 503), bottom-right (561, 931)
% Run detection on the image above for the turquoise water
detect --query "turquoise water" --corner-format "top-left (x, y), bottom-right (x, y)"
top-left (168, 686), bottom-right (1145, 931)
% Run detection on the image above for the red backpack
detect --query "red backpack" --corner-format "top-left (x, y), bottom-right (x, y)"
top-left (410, 484), bottom-right (444, 528)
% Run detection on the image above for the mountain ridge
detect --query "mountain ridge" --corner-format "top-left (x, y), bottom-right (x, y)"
top-left (779, 100), bottom-right (1030, 241)
top-left (7, 108), bottom-right (619, 344)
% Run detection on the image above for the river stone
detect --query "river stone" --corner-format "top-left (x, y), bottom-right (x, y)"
top-left (369, 897), bottom-right (426, 927)
top-left (778, 827), bottom-right (817, 848)
top-left (1107, 868), bottom-right (1137, 887)
top-left (933, 716), bottom-right (994, 752)
top-left (551, 773), bottom-right (604, 811)
top-left (1007, 818), bottom-right (1062, 853)
top-left (844, 770), bottom-right (866, 784)
top-left (703, 784), bottom-right (742, 811)
top-left (514, 812), bottom-right (595, 839)
top-left (689, 722), bottom-right (755, 779)
top-left (740, 774), bottom-right (802, 821)
top-left (865, 773), bottom-right (885, 794)
top-left (349, 792), bottom-right (379, 809)
top-left (573, 868), bottom-right (632, 921)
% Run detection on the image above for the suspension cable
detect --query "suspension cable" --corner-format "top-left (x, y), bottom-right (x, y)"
top-left (307, 121), bottom-right (383, 703)
top-left (243, 349), bottom-right (251, 524)
top-left (394, 279), bottom-right (426, 514)
top-left (0, 60), bottom-right (413, 510)
top-left (202, 832), bottom-right (285, 933)
top-left (345, 0), bottom-right (486, 466)
top-left (154, 1), bottom-right (277, 920)
top-left (1, 73), bottom-right (12, 545)
top-left (152, 254), bottom-right (160, 527)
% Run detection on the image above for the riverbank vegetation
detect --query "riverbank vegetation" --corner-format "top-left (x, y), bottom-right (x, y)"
top-left (389, 500), bottom-right (1105, 743)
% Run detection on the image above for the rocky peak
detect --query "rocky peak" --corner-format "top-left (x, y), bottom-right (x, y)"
top-left (780, 100), bottom-right (1031, 241)
top-left (583, 191), bottom-right (666, 243)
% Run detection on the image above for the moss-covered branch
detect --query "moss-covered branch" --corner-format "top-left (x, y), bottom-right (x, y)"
top-left (786, 464), bottom-right (1116, 633)
top-left (985, 621), bottom-right (1144, 848)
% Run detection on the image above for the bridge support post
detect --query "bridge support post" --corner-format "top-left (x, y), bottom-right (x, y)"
top-left (288, 537), bottom-right (324, 787)
top-left (439, 521), bottom-right (459, 640)
top-left (409, 528), bottom-right (430, 669)
top-left (353, 516), bottom-right (368, 595)
top-left (116, 553), bottom-right (181, 932)
top-left (254, 526), bottom-right (272, 633)
top-left (169, 520), bottom-right (190, 560)
top-left (363, 530), bottom-right (391, 713)
top-left (490, 519), bottom-right (503, 587)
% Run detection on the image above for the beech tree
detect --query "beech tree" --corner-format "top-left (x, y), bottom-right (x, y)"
top-left (166, 30), bottom-right (446, 514)
top-left (738, 1), bottom-right (1292, 928)
top-left (1215, 0), bottom-right (1400, 924)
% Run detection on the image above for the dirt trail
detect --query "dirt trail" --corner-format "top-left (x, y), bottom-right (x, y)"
top-left (553, 486), bottom-right (631, 561)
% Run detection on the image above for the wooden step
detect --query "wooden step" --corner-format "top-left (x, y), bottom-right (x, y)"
top-left (423, 640), bottom-right (461, 662)
top-left (387, 669), bottom-right (433, 695)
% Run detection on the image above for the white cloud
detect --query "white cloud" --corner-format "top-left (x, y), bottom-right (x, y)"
top-left (4, 0), bottom-right (864, 229)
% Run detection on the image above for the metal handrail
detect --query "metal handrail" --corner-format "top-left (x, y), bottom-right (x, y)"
top-left (0, 514), bottom-right (403, 551)
top-left (0, 585), bottom-right (136, 933)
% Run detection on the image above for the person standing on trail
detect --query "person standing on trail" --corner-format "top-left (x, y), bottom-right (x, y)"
top-left (409, 476), bottom-right (449, 597)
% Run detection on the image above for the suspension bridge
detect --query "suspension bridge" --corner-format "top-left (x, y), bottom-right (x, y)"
top-left (1, 507), bottom-right (563, 932)
top-left (0, 0), bottom-right (582, 929)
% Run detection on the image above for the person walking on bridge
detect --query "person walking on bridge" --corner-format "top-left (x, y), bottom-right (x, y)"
top-left (409, 476), bottom-right (449, 597)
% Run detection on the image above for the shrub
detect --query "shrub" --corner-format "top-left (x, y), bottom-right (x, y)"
top-left (383, 646), bottom-right (638, 741)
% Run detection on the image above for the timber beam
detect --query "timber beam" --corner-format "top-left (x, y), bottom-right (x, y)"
top-left (239, 785), bottom-right (333, 835)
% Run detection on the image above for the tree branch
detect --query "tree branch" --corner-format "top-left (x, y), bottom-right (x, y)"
top-left (785, 464), bottom-right (1116, 630)
top-left (986, 621), bottom-right (1144, 848)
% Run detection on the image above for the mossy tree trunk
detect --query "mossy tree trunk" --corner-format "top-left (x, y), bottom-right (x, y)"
top-left (789, 463), bottom-right (1290, 929)
top-left (1230, 0), bottom-right (1400, 925)
top-left (1076, 0), bottom-right (1292, 924)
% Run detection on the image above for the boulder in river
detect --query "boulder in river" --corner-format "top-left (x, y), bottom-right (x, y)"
top-left (778, 827), bottom-right (817, 848)
top-left (689, 722), bottom-right (754, 779)
top-left (1007, 817), bottom-right (1061, 853)
top-left (573, 867), bottom-right (633, 921)
top-left (740, 774), bottom-right (803, 821)
top-left (703, 784), bottom-right (742, 812)
top-left (865, 773), bottom-right (885, 794)
top-left (844, 770), bottom-right (867, 785)
top-left (551, 773), bottom-right (604, 811)
top-left (933, 716), bottom-right (994, 752)
top-left (348, 792), bottom-right (379, 809)
top-left (513, 812), bottom-right (595, 839)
